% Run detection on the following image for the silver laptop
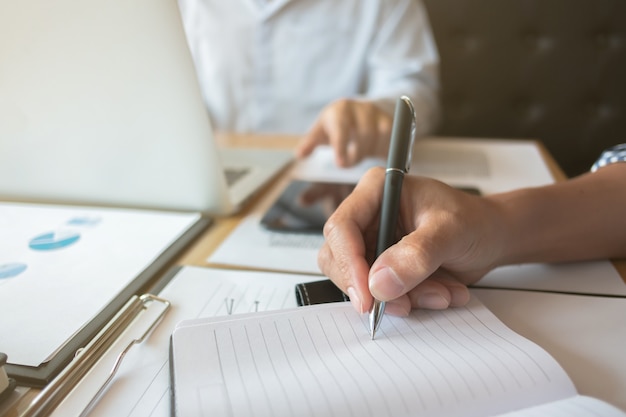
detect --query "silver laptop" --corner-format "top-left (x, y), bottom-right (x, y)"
top-left (0, 0), bottom-right (293, 215)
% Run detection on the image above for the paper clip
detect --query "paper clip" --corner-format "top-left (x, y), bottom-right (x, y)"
top-left (20, 294), bottom-right (171, 417)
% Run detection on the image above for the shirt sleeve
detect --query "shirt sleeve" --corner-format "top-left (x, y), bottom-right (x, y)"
top-left (356, 0), bottom-right (440, 137)
top-left (591, 144), bottom-right (626, 172)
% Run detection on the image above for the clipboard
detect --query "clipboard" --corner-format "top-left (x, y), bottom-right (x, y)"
top-left (21, 293), bottom-right (172, 417)
top-left (4, 215), bottom-right (211, 388)
top-left (0, 353), bottom-right (17, 405)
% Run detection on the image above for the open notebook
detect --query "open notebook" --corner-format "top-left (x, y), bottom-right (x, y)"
top-left (0, 0), bottom-right (292, 215)
top-left (170, 297), bottom-right (626, 417)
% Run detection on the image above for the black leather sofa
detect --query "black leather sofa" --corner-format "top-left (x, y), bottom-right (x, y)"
top-left (423, 0), bottom-right (626, 177)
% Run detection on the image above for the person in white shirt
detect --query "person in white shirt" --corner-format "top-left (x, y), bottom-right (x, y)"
top-left (177, 0), bottom-right (439, 167)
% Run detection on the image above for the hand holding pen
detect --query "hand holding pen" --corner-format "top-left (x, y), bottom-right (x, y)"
top-left (369, 96), bottom-right (417, 339)
top-left (318, 97), bottom-right (478, 338)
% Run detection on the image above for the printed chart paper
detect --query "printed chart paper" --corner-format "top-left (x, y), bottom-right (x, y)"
top-left (0, 202), bottom-right (200, 366)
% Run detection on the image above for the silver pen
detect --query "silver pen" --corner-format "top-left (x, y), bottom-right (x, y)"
top-left (369, 96), bottom-right (416, 339)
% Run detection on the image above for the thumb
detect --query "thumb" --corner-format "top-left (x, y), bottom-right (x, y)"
top-left (368, 230), bottom-right (449, 301)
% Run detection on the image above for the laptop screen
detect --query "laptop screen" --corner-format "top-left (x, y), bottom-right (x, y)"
top-left (0, 0), bottom-right (234, 213)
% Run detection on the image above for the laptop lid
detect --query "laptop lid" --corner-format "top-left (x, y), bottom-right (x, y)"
top-left (0, 0), bottom-right (289, 215)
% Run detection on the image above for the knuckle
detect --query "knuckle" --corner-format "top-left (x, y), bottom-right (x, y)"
top-left (322, 213), bottom-right (341, 241)
top-left (317, 244), bottom-right (331, 271)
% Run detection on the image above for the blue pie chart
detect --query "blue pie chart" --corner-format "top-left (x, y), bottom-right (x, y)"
top-left (0, 263), bottom-right (27, 279)
top-left (29, 230), bottom-right (81, 251)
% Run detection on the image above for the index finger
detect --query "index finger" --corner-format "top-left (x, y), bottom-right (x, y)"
top-left (319, 168), bottom-right (386, 311)
top-left (296, 120), bottom-right (328, 159)
top-left (322, 100), bottom-right (355, 167)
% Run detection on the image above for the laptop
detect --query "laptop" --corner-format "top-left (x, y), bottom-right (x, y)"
top-left (0, 0), bottom-right (293, 215)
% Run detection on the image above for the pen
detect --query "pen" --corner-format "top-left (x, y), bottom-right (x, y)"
top-left (369, 96), bottom-right (416, 340)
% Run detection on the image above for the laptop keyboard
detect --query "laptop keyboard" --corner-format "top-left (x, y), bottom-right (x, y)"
top-left (224, 167), bottom-right (250, 187)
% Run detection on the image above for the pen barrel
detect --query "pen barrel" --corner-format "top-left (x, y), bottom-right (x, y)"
top-left (376, 170), bottom-right (404, 257)
top-left (375, 96), bottom-right (414, 259)
top-left (370, 96), bottom-right (414, 339)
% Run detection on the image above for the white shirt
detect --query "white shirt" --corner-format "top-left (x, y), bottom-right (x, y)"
top-left (178, 0), bottom-right (440, 135)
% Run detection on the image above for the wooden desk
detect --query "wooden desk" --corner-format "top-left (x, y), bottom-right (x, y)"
top-left (3, 135), bottom-right (624, 417)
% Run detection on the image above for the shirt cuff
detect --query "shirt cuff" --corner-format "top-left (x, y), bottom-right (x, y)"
top-left (591, 144), bottom-right (626, 172)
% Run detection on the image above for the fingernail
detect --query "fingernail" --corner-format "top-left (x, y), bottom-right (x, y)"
top-left (346, 286), bottom-right (363, 314)
top-left (369, 267), bottom-right (405, 300)
top-left (417, 292), bottom-right (450, 310)
top-left (384, 300), bottom-right (411, 317)
top-left (449, 286), bottom-right (471, 307)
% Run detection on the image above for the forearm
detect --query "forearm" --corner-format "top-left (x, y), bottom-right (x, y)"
top-left (489, 163), bottom-right (626, 265)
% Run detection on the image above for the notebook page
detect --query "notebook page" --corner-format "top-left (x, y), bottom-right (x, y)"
top-left (171, 297), bottom-right (577, 417)
top-left (497, 395), bottom-right (626, 417)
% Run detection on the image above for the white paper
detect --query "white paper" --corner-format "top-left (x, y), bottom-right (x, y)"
top-left (171, 298), bottom-right (576, 417)
top-left (49, 266), bottom-right (320, 417)
top-left (208, 215), bottom-right (323, 274)
top-left (292, 138), bottom-right (555, 194)
top-left (0, 202), bottom-right (200, 366)
top-left (410, 138), bottom-right (555, 194)
top-left (498, 396), bottom-right (626, 417)
top-left (475, 261), bottom-right (626, 296)
top-left (472, 288), bottom-right (626, 412)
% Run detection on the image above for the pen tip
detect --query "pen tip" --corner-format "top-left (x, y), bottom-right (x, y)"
top-left (369, 300), bottom-right (385, 340)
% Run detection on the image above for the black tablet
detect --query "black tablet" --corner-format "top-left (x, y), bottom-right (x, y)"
top-left (260, 180), bottom-right (355, 233)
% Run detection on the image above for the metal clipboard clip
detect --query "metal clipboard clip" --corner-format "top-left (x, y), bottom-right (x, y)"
top-left (21, 294), bottom-right (171, 417)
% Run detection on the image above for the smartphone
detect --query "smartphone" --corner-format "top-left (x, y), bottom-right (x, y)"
top-left (260, 180), bottom-right (355, 234)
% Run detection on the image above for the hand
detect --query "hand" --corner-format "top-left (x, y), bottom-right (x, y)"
top-left (318, 168), bottom-right (504, 316)
top-left (296, 99), bottom-right (393, 167)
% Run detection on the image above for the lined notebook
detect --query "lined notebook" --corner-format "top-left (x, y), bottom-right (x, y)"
top-left (169, 298), bottom-right (625, 417)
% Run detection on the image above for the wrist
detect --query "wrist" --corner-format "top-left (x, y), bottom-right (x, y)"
top-left (484, 190), bottom-right (536, 267)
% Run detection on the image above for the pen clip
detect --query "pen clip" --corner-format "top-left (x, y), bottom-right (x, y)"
top-left (400, 95), bottom-right (417, 173)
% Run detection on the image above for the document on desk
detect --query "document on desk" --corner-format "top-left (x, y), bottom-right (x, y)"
top-left (170, 297), bottom-right (626, 417)
top-left (0, 202), bottom-right (206, 383)
top-left (293, 138), bottom-right (556, 194)
top-left (209, 138), bottom-right (557, 274)
top-left (474, 260), bottom-right (626, 296)
top-left (47, 266), bottom-right (320, 417)
top-left (208, 214), bottom-right (324, 274)
top-left (472, 288), bottom-right (626, 412)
